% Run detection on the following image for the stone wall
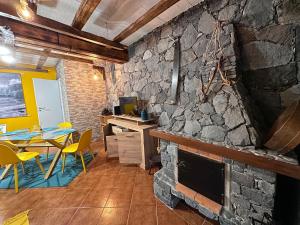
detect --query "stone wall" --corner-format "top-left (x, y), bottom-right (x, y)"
top-left (58, 60), bottom-right (107, 140)
top-left (103, 0), bottom-right (300, 224)
top-left (236, 0), bottom-right (300, 126)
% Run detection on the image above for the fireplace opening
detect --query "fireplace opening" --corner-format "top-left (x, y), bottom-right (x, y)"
top-left (273, 175), bottom-right (300, 225)
top-left (177, 149), bottom-right (225, 205)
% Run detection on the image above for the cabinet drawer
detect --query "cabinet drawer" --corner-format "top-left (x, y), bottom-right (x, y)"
top-left (106, 135), bottom-right (119, 158)
top-left (117, 132), bottom-right (142, 164)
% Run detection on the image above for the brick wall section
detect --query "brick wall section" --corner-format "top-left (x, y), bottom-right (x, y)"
top-left (62, 60), bottom-right (107, 140)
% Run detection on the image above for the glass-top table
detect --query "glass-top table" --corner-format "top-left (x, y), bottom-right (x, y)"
top-left (0, 127), bottom-right (75, 180)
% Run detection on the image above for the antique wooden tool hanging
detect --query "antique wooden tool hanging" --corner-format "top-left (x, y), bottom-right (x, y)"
top-left (169, 38), bottom-right (180, 104)
top-left (111, 63), bottom-right (116, 84)
top-left (200, 22), bottom-right (234, 102)
top-left (264, 100), bottom-right (300, 154)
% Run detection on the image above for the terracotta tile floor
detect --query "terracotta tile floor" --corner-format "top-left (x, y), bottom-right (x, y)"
top-left (0, 142), bottom-right (219, 225)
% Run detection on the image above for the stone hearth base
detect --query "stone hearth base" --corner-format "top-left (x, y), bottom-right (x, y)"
top-left (154, 141), bottom-right (276, 225)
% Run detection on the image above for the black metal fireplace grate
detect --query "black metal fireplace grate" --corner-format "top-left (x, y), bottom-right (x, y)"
top-left (177, 149), bottom-right (225, 205)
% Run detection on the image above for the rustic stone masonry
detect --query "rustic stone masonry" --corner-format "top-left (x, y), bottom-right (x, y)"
top-left (103, 0), bottom-right (299, 224)
top-left (154, 140), bottom-right (277, 225)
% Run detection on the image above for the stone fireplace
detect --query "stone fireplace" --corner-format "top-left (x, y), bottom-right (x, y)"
top-left (104, 0), bottom-right (300, 224)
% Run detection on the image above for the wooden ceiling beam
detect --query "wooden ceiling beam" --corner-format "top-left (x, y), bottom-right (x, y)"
top-left (36, 49), bottom-right (50, 69)
top-left (15, 46), bottom-right (95, 64)
top-left (0, 0), bottom-right (126, 50)
top-left (113, 0), bottom-right (180, 42)
top-left (72, 0), bottom-right (102, 30)
top-left (0, 16), bottom-right (128, 63)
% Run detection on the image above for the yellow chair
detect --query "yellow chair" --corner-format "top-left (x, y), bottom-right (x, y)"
top-left (46, 122), bottom-right (73, 160)
top-left (61, 129), bottom-right (94, 174)
top-left (0, 143), bottom-right (45, 193)
top-left (57, 121), bottom-right (73, 144)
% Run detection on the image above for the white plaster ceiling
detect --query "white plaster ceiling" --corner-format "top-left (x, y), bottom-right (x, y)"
top-left (37, 0), bottom-right (204, 45)
top-left (13, 52), bottom-right (60, 67)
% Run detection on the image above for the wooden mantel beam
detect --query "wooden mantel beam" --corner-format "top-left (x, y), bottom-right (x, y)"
top-left (113, 0), bottom-right (180, 42)
top-left (72, 0), bottom-right (102, 30)
top-left (149, 129), bottom-right (300, 180)
top-left (0, 16), bottom-right (128, 63)
top-left (0, 0), bottom-right (126, 50)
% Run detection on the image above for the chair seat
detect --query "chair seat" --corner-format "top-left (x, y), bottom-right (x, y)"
top-left (17, 152), bottom-right (39, 161)
top-left (62, 143), bottom-right (79, 153)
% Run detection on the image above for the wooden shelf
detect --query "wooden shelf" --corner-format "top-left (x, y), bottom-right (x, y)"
top-left (149, 129), bottom-right (300, 180)
top-left (113, 115), bottom-right (155, 125)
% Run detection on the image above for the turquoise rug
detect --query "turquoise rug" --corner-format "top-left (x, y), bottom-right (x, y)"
top-left (0, 153), bottom-right (93, 189)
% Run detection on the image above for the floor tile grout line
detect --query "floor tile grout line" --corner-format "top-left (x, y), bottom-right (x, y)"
top-left (125, 170), bottom-right (137, 225)
top-left (66, 167), bottom-right (100, 225)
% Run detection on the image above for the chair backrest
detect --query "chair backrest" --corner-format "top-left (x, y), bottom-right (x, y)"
top-left (77, 129), bottom-right (92, 151)
top-left (0, 144), bottom-right (19, 165)
top-left (1, 141), bottom-right (19, 152)
top-left (58, 122), bottom-right (72, 129)
top-left (31, 124), bottom-right (41, 132)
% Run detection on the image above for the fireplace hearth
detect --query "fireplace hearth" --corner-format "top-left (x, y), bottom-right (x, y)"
top-left (178, 149), bottom-right (225, 205)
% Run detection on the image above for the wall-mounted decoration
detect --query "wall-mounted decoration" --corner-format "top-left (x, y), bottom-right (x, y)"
top-left (168, 38), bottom-right (180, 104)
top-left (200, 22), bottom-right (234, 103)
top-left (111, 63), bottom-right (116, 85)
top-left (0, 73), bottom-right (26, 118)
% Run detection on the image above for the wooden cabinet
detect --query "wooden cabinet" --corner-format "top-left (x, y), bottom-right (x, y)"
top-left (117, 132), bottom-right (142, 164)
top-left (103, 116), bottom-right (157, 169)
top-left (106, 135), bottom-right (119, 158)
top-left (100, 115), bottom-right (113, 140)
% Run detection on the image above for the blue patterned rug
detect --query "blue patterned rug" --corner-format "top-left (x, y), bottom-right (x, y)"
top-left (0, 153), bottom-right (93, 189)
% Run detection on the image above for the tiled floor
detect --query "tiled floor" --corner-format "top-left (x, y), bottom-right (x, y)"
top-left (0, 142), bottom-right (219, 225)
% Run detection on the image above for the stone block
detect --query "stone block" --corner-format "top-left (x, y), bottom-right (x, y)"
top-left (213, 92), bottom-right (228, 114)
top-left (247, 166), bottom-right (276, 183)
top-left (172, 107), bottom-right (185, 118)
top-left (198, 11), bottom-right (216, 34)
top-left (218, 4), bottom-right (238, 21)
top-left (243, 63), bottom-right (297, 91)
top-left (211, 114), bottom-right (225, 126)
top-left (201, 125), bottom-right (226, 142)
top-left (199, 102), bottom-right (215, 115)
top-left (240, 0), bottom-right (273, 29)
top-left (231, 194), bottom-right (251, 210)
top-left (172, 120), bottom-right (185, 132)
top-left (159, 112), bottom-right (170, 126)
top-left (223, 107), bottom-right (245, 129)
top-left (181, 49), bottom-right (197, 67)
top-left (228, 125), bottom-right (251, 146)
top-left (165, 47), bottom-right (174, 61)
top-left (241, 186), bottom-right (274, 208)
top-left (180, 23), bottom-right (198, 51)
top-left (158, 38), bottom-right (169, 53)
top-left (232, 170), bottom-right (254, 188)
top-left (192, 35), bottom-right (209, 58)
top-left (184, 120), bottom-right (201, 136)
top-left (241, 41), bottom-right (293, 70)
top-left (257, 180), bottom-right (275, 194)
top-left (143, 50), bottom-right (152, 60)
top-left (231, 181), bottom-right (241, 194)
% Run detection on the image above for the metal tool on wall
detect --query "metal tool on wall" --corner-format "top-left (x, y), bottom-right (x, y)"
top-left (168, 37), bottom-right (180, 104)
top-left (111, 63), bottom-right (116, 84)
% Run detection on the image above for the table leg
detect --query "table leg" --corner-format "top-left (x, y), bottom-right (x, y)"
top-left (0, 165), bottom-right (12, 180)
top-left (44, 133), bottom-right (71, 180)
top-left (44, 148), bottom-right (62, 179)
